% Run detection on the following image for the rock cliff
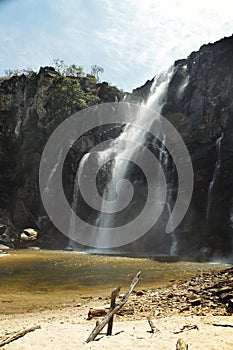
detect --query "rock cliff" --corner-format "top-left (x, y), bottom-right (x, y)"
top-left (0, 35), bottom-right (233, 260)
top-left (0, 67), bottom-right (123, 248)
top-left (132, 35), bottom-right (233, 260)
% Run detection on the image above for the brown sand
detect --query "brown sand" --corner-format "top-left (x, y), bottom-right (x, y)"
top-left (0, 303), bottom-right (233, 349)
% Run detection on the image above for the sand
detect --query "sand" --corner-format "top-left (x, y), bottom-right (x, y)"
top-left (1, 301), bottom-right (233, 349)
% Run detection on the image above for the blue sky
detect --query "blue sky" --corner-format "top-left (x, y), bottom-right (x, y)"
top-left (0, 0), bottom-right (232, 91)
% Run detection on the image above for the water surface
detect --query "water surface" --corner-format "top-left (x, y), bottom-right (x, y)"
top-left (0, 250), bottom-right (229, 314)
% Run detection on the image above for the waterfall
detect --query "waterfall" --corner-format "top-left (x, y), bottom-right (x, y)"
top-left (158, 136), bottom-right (177, 255)
top-left (68, 153), bottom-right (90, 249)
top-left (43, 148), bottom-right (64, 196)
top-left (67, 65), bottom-right (178, 253)
top-left (159, 134), bottom-right (169, 169)
top-left (94, 66), bottom-right (175, 249)
top-left (206, 132), bottom-right (224, 222)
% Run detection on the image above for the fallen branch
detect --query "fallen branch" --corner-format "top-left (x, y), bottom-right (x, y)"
top-left (86, 271), bottom-right (141, 343)
top-left (88, 308), bottom-right (109, 320)
top-left (213, 323), bottom-right (233, 328)
top-left (0, 325), bottom-right (41, 347)
top-left (174, 324), bottom-right (198, 334)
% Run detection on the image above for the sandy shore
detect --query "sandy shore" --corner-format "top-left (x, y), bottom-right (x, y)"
top-left (1, 266), bottom-right (233, 349)
top-left (0, 303), bottom-right (233, 349)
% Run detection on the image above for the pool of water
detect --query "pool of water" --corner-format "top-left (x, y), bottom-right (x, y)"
top-left (0, 250), bottom-right (230, 314)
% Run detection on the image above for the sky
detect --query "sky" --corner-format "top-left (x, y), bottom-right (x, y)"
top-left (0, 0), bottom-right (232, 91)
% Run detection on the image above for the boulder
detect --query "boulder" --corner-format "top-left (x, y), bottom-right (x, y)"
top-left (20, 228), bottom-right (38, 241)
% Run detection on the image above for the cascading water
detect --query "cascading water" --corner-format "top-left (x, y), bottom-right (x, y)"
top-left (206, 132), bottom-right (224, 222)
top-left (68, 153), bottom-right (90, 249)
top-left (158, 135), bottom-right (176, 255)
top-left (43, 148), bottom-right (64, 196)
top-left (39, 148), bottom-right (64, 232)
top-left (92, 66), bottom-right (175, 251)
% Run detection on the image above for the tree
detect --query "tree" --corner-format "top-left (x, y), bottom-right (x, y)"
top-left (65, 64), bottom-right (84, 78)
top-left (52, 59), bottom-right (84, 78)
top-left (91, 65), bottom-right (104, 81)
top-left (52, 59), bottom-right (66, 74)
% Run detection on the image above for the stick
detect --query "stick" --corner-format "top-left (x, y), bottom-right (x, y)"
top-left (107, 286), bottom-right (121, 336)
top-left (86, 271), bottom-right (141, 343)
top-left (174, 324), bottom-right (198, 334)
top-left (147, 317), bottom-right (159, 333)
top-left (0, 325), bottom-right (41, 347)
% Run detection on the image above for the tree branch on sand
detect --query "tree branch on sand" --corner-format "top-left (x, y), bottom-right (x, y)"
top-left (0, 325), bottom-right (41, 347)
top-left (86, 271), bottom-right (141, 343)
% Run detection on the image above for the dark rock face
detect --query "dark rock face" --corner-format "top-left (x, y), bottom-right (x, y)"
top-left (166, 36), bottom-right (233, 260)
top-left (0, 68), bottom-right (123, 248)
top-left (132, 35), bottom-right (233, 260)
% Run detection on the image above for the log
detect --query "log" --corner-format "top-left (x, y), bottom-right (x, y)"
top-left (86, 271), bottom-right (141, 343)
top-left (87, 308), bottom-right (109, 320)
top-left (0, 325), bottom-right (41, 347)
top-left (87, 306), bottom-right (134, 319)
top-left (107, 286), bottom-right (121, 336)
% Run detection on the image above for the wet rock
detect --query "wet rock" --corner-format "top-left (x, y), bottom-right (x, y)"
top-left (0, 209), bottom-right (19, 247)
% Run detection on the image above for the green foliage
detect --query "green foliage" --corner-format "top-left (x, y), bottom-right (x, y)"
top-left (65, 64), bottom-right (85, 78)
top-left (45, 75), bottom-right (100, 124)
top-left (52, 59), bottom-right (85, 78)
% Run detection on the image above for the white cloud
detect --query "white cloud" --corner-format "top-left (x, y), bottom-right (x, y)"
top-left (0, 0), bottom-right (232, 90)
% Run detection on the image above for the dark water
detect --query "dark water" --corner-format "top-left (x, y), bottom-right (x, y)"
top-left (0, 250), bottom-right (229, 313)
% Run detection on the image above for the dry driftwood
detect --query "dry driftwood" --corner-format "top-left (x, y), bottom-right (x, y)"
top-left (88, 306), bottom-right (134, 319)
top-left (174, 324), bottom-right (198, 334)
top-left (88, 308), bottom-right (109, 319)
top-left (0, 325), bottom-right (41, 347)
top-left (107, 286), bottom-right (121, 336)
top-left (86, 271), bottom-right (141, 343)
top-left (213, 323), bottom-right (233, 328)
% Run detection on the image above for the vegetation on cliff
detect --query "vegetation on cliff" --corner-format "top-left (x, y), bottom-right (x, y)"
top-left (0, 62), bottom-right (123, 247)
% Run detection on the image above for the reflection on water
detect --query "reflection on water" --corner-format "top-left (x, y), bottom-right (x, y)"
top-left (0, 250), bottom-right (229, 313)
